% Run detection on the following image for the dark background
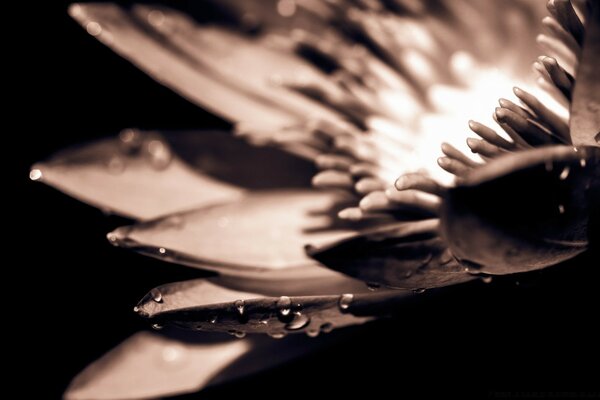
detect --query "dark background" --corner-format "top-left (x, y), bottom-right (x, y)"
top-left (19, 1), bottom-right (600, 399)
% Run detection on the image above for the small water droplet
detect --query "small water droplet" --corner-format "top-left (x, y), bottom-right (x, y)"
top-left (150, 288), bottom-right (163, 303)
top-left (413, 288), bottom-right (426, 294)
top-left (285, 312), bottom-right (311, 331)
top-left (481, 276), bottom-right (493, 284)
top-left (338, 294), bottom-right (354, 311)
top-left (133, 306), bottom-right (139, 313)
top-left (558, 204), bottom-right (565, 214)
top-left (118, 128), bottom-right (143, 153)
top-left (146, 139), bottom-right (172, 170)
top-left (148, 9), bottom-right (165, 27)
top-left (366, 282), bottom-right (380, 291)
top-left (152, 323), bottom-right (163, 330)
top-left (158, 247), bottom-right (167, 255)
top-left (29, 169), bottom-right (43, 181)
top-left (86, 21), bottom-right (102, 36)
top-left (320, 323), bottom-right (334, 333)
top-left (306, 328), bottom-right (320, 338)
top-left (234, 299), bottom-right (245, 316)
top-left (229, 330), bottom-right (246, 339)
top-left (580, 158), bottom-right (587, 168)
top-left (277, 296), bottom-right (292, 317)
top-left (268, 331), bottom-right (287, 339)
top-left (208, 315), bottom-right (217, 324)
top-left (559, 166), bottom-right (570, 180)
top-left (259, 314), bottom-right (270, 325)
top-left (107, 155), bottom-right (125, 174)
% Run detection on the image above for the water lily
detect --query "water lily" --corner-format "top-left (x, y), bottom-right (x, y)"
top-left (32, 1), bottom-right (598, 399)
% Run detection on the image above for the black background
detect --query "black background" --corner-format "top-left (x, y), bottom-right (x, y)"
top-left (19, 1), bottom-right (600, 399)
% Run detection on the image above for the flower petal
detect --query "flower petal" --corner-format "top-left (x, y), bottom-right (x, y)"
top-left (31, 130), bottom-right (315, 220)
top-left (109, 190), bottom-right (374, 276)
top-left (570, 1), bottom-right (600, 147)
top-left (441, 145), bottom-right (600, 274)
top-left (64, 330), bottom-right (325, 400)
top-left (136, 279), bottom-right (409, 336)
top-left (307, 219), bottom-right (474, 289)
top-left (69, 3), bottom-right (341, 131)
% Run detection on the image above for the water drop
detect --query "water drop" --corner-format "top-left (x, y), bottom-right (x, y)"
top-left (338, 294), bottom-right (354, 311)
top-left (150, 288), bottom-right (163, 303)
top-left (107, 155), bottom-right (125, 174)
top-left (133, 306), bottom-right (139, 313)
top-left (86, 21), bottom-right (102, 36)
top-left (259, 314), bottom-right (270, 325)
top-left (306, 328), bottom-right (320, 338)
top-left (162, 345), bottom-right (184, 364)
top-left (152, 323), bottom-right (163, 330)
top-left (285, 312), bottom-right (311, 331)
top-left (481, 276), bottom-right (493, 284)
top-left (107, 232), bottom-right (119, 245)
top-left (29, 169), bottom-right (43, 181)
top-left (118, 128), bottom-right (143, 153)
top-left (277, 296), bottom-right (292, 317)
top-left (268, 331), bottom-right (286, 339)
top-left (559, 166), bottom-right (570, 180)
top-left (146, 139), bottom-right (172, 170)
top-left (158, 247), bottom-right (167, 255)
top-left (366, 282), bottom-right (380, 291)
top-left (147, 9), bottom-right (165, 27)
top-left (558, 204), bottom-right (565, 214)
top-left (413, 288), bottom-right (426, 294)
top-left (320, 323), bottom-right (334, 333)
top-left (580, 158), bottom-right (587, 168)
top-left (208, 315), bottom-right (217, 324)
top-left (405, 270), bottom-right (413, 278)
top-left (234, 299), bottom-right (245, 316)
top-left (230, 330), bottom-right (246, 339)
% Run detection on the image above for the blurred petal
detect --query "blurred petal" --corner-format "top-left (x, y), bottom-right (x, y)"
top-left (65, 330), bottom-right (327, 400)
top-left (307, 219), bottom-right (473, 289)
top-left (441, 145), bottom-right (600, 275)
top-left (69, 3), bottom-right (341, 131)
top-left (31, 130), bottom-right (315, 219)
top-left (109, 190), bottom-right (377, 277)
top-left (570, 2), bottom-right (600, 147)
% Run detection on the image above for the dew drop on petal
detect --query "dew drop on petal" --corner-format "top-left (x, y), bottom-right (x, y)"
top-left (146, 139), bottom-right (172, 170)
top-left (119, 128), bottom-right (143, 153)
top-left (413, 288), bottom-right (426, 294)
top-left (338, 294), bottom-right (354, 311)
top-left (158, 247), bottom-right (167, 255)
top-left (306, 328), bottom-right (320, 338)
top-left (234, 299), bottom-right (246, 316)
top-left (277, 296), bottom-right (292, 317)
top-left (208, 315), bottom-right (217, 324)
top-left (29, 169), bottom-right (43, 181)
top-left (481, 276), bottom-right (493, 284)
top-left (580, 158), bottom-right (587, 168)
top-left (320, 323), bottom-right (334, 333)
top-left (147, 10), bottom-right (165, 27)
top-left (150, 288), bottom-right (163, 303)
top-left (86, 21), bottom-right (102, 36)
top-left (268, 331), bottom-right (287, 339)
top-left (152, 323), bottom-right (163, 330)
top-left (559, 166), bottom-right (570, 180)
top-left (285, 312), bottom-right (310, 331)
top-left (162, 345), bottom-right (184, 365)
top-left (133, 306), bottom-right (139, 313)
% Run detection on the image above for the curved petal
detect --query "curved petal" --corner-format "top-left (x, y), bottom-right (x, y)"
top-left (69, 3), bottom-right (342, 131)
top-left (108, 190), bottom-right (380, 277)
top-left (31, 130), bottom-right (315, 220)
top-left (64, 330), bottom-right (328, 400)
top-left (570, 1), bottom-right (600, 147)
top-left (307, 219), bottom-right (474, 289)
top-left (136, 279), bottom-right (409, 337)
top-left (441, 145), bottom-right (600, 275)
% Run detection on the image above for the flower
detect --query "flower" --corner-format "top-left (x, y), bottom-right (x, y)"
top-left (31, 1), bottom-right (598, 399)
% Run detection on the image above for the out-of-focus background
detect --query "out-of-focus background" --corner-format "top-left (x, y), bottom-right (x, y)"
top-left (20, 1), bottom-right (600, 398)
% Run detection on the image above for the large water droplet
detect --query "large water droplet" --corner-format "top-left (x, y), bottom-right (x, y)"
top-left (86, 21), bottom-right (102, 36)
top-left (277, 296), bottom-right (292, 317)
top-left (338, 294), bottom-right (354, 311)
top-left (150, 288), bottom-right (163, 303)
top-left (285, 312), bottom-right (311, 331)
top-left (158, 247), bottom-right (167, 255)
top-left (118, 128), bottom-right (143, 154)
top-left (151, 323), bottom-right (163, 330)
top-left (559, 166), bottom-right (570, 180)
top-left (320, 323), bottom-right (334, 333)
top-left (146, 139), bottom-right (172, 170)
top-left (161, 345), bottom-right (184, 365)
top-left (147, 9), bottom-right (165, 27)
top-left (268, 331), bottom-right (287, 339)
top-left (234, 299), bottom-right (245, 316)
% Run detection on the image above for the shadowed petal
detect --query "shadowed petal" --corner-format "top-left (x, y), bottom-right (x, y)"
top-left (64, 330), bottom-right (329, 400)
top-left (307, 219), bottom-right (474, 289)
top-left (441, 145), bottom-right (600, 275)
top-left (31, 130), bottom-right (315, 220)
